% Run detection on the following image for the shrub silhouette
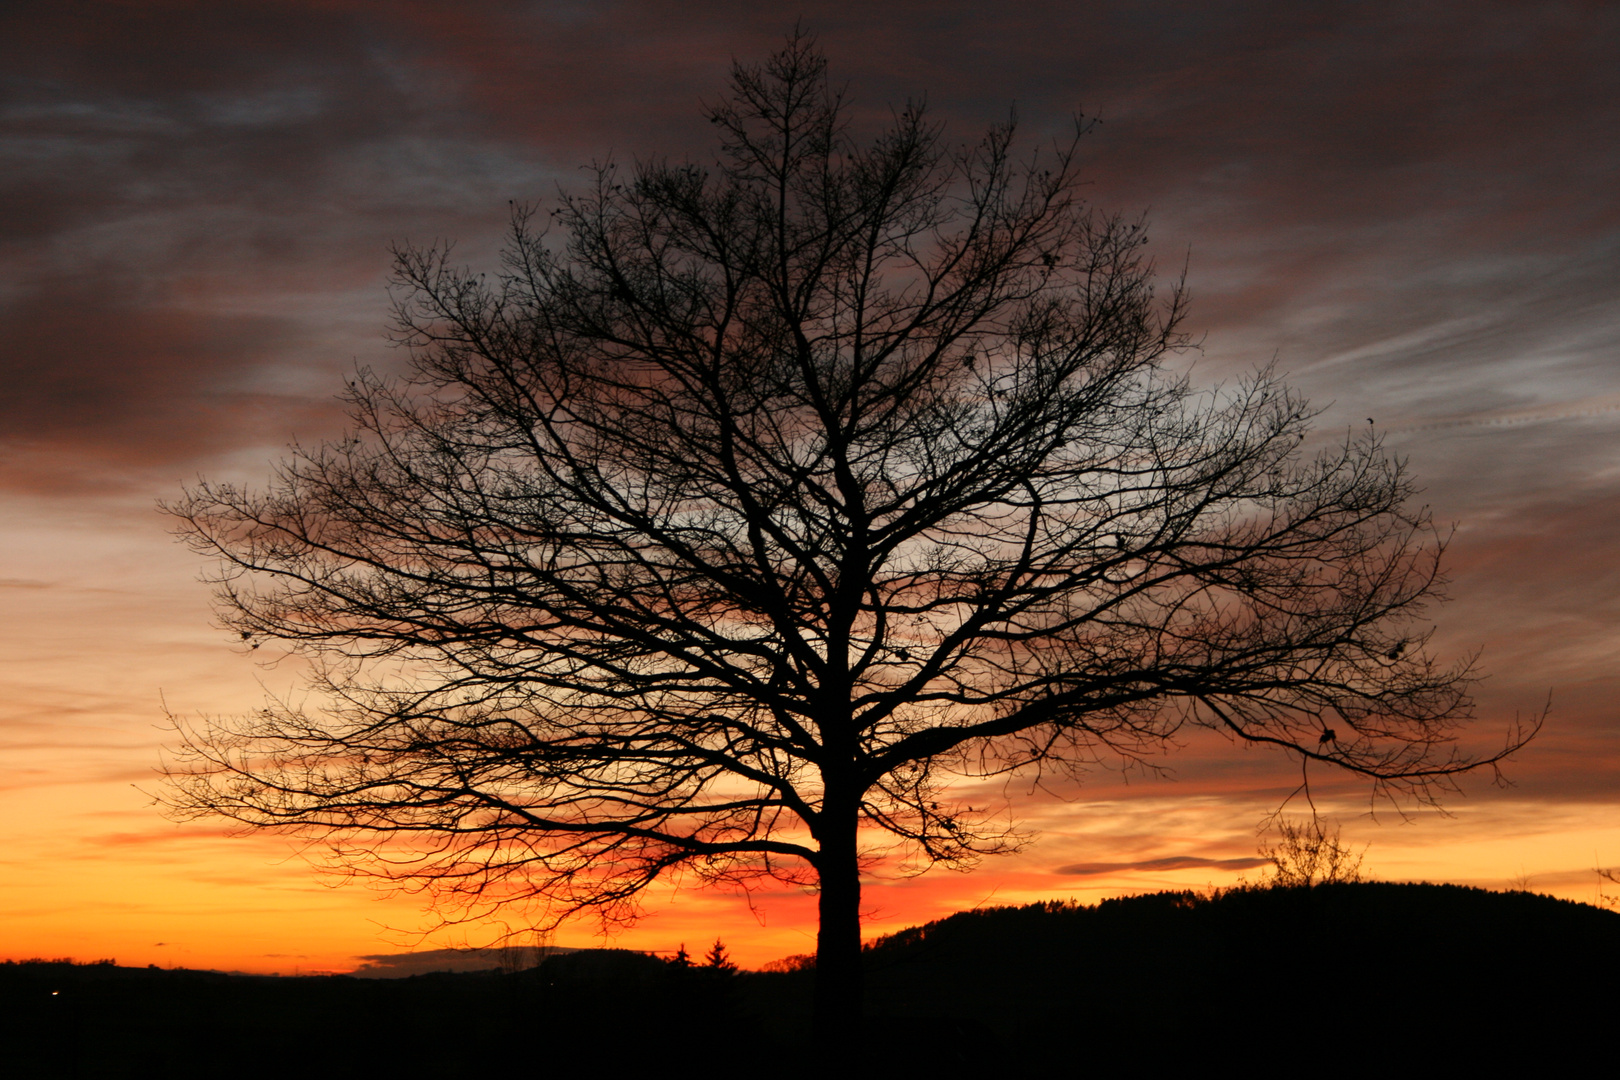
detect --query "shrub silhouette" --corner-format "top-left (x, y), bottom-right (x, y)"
top-left (1259, 817), bottom-right (1365, 887)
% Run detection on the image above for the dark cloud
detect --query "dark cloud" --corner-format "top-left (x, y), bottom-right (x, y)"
top-left (3, 1), bottom-right (1613, 491)
top-left (348, 945), bottom-right (575, 978)
top-left (2, 6), bottom-right (431, 240)
top-left (1, 280), bottom-right (296, 432)
top-left (0, 276), bottom-right (332, 492)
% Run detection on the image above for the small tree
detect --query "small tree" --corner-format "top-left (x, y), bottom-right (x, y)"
top-left (703, 939), bottom-right (737, 973)
top-left (163, 34), bottom-right (1531, 1054)
top-left (1260, 818), bottom-right (1365, 888)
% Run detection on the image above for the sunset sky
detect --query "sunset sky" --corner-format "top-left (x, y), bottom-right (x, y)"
top-left (2, 0), bottom-right (1617, 974)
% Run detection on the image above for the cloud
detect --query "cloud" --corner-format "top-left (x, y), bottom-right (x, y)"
top-left (347, 946), bottom-right (576, 979)
top-left (1055, 855), bottom-right (1270, 876)
top-left (2, 0), bottom-right (1614, 497)
top-left (81, 829), bottom-right (237, 850)
top-left (0, 282), bottom-right (296, 435)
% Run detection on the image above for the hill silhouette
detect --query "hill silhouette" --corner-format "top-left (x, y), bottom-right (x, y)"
top-left (3, 883), bottom-right (1615, 1075)
top-left (856, 882), bottom-right (1620, 1068)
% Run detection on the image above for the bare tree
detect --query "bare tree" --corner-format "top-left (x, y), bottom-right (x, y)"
top-left (162, 34), bottom-right (1531, 1052)
top-left (1259, 818), bottom-right (1366, 888)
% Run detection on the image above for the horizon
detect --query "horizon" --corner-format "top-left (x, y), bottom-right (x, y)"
top-left (2, 1), bottom-right (1617, 975)
top-left (12, 875), bottom-right (1618, 979)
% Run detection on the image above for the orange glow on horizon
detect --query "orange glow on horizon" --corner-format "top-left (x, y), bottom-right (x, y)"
top-left (3, 503), bottom-right (1618, 975)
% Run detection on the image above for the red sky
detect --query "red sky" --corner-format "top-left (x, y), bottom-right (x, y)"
top-left (2, 0), bottom-right (1617, 973)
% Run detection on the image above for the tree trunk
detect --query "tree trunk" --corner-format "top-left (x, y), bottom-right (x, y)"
top-left (812, 812), bottom-right (863, 1060)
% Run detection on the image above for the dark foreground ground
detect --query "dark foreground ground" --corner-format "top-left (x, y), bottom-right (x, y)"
top-left (4, 882), bottom-right (1616, 1076)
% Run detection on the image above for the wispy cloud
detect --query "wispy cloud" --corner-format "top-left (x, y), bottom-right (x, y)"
top-left (348, 946), bottom-right (575, 979)
top-left (1055, 855), bottom-right (1270, 876)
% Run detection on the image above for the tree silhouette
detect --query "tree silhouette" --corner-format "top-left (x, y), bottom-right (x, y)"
top-left (703, 939), bottom-right (737, 973)
top-left (162, 33), bottom-right (1532, 1054)
top-left (1259, 818), bottom-right (1365, 888)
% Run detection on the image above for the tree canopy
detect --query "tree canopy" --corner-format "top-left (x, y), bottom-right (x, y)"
top-left (163, 34), bottom-right (1529, 1046)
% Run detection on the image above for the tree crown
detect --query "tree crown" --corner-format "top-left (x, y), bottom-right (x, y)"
top-left (162, 35), bottom-right (1529, 934)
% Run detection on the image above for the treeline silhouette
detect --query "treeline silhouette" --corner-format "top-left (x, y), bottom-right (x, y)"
top-left (4, 883), bottom-right (1615, 1075)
